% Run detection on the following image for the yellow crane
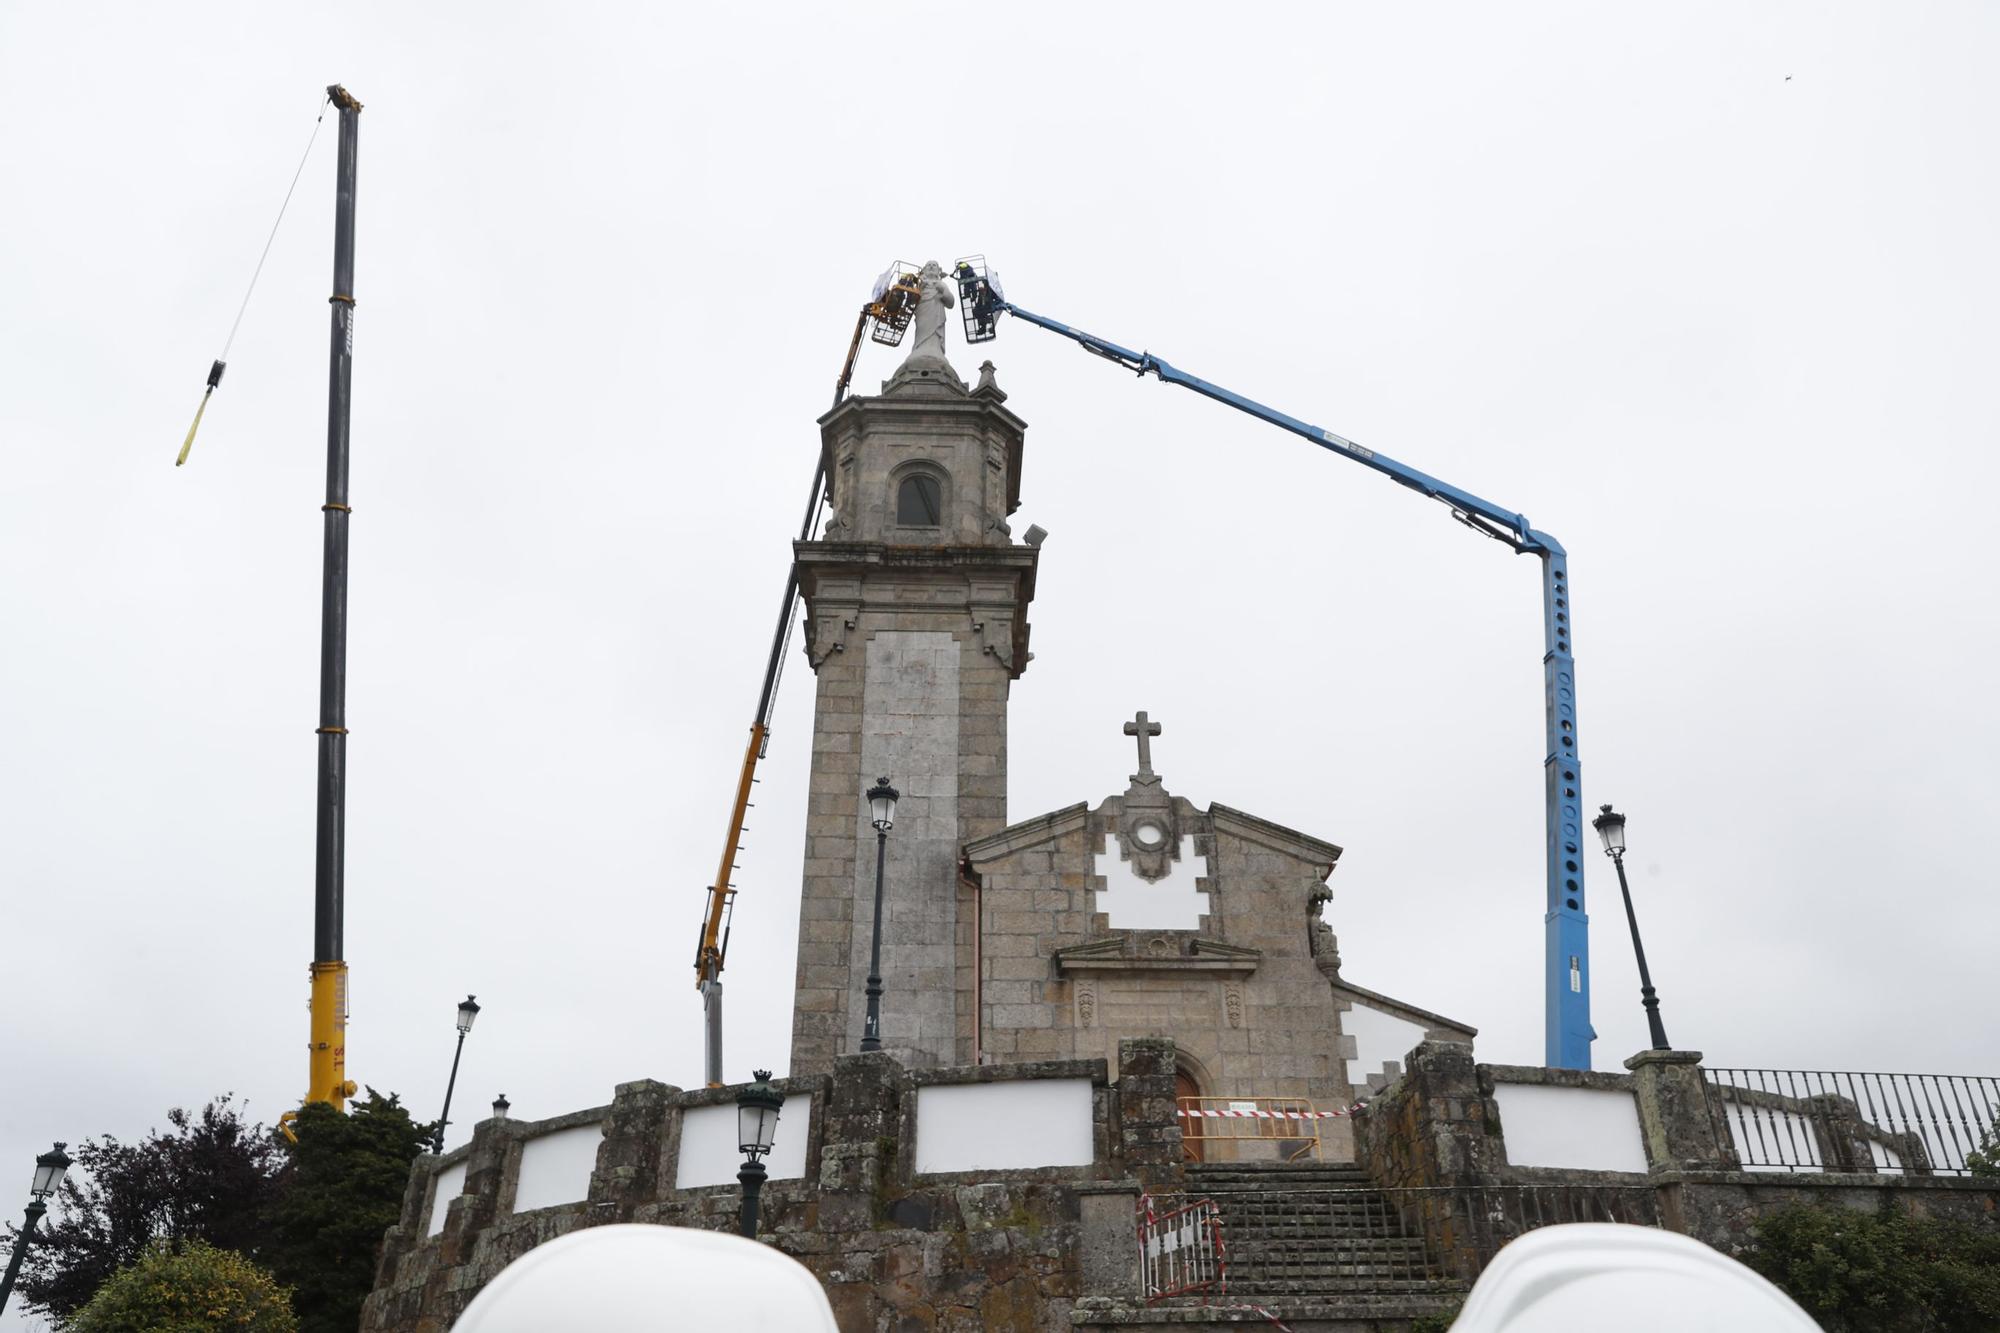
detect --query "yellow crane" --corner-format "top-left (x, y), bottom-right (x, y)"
top-left (691, 264), bottom-right (921, 1086)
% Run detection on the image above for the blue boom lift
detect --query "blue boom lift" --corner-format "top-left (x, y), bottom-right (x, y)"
top-left (951, 258), bottom-right (1597, 1070)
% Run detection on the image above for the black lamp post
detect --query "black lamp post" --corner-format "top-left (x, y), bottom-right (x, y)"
top-left (859, 777), bottom-right (899, 1054)
top-left (735, 1070), bottom-right (785, 1239)
top-left (435, 994), bottom-right (481, 1153)
top-left (1, 1142), bottom-right (72, 1316)
top-left (491, 1093), bottom-right (510, 1121)
top-left (1593, 804), bottom-right (1671, 1051)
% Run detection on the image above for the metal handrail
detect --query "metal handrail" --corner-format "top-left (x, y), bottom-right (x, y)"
top-left (1703, 1067), bottom-right (2000, 1176)
top-left (1141, 1184), bottom-right (1661, 1294)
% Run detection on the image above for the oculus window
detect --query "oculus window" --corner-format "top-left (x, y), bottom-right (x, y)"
top-left (897, 474), bottom-right (943, 526)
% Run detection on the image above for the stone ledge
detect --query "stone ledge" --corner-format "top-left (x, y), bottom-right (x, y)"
top-left (1663, 1168), bottom-right (2000, 1191)
top-left (964, 801), bottom-right (1092, 865)
top-left (1481, 1062), bottom-right (1634, 1094)
top-left (1623, 1048), bottom-right (1704, 1071)
top-left (907, 1056), bottom-right (1110, 1088)
top-left (1329, 981), bottom-right (1477, 1041)
top-left (1207, 803), bottom-right (1343, 867)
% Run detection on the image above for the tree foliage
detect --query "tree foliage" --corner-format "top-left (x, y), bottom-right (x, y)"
top-left (1743, 1203), bottom-right (2000, 1332)
top-left (68, 1239), bottom-right (298, 1333)
top-left (262, 1089), bottom-right (435, 1333)
top-left (9, 1089), bottom-right (434, 1332)
top-left (9, 1096), bottom-right (281, 1320)
top-left (1967, 1119), bottom-right (2000, 1178)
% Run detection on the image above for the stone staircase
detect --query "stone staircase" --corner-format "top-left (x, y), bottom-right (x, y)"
top-left (1186, 1161), bottom-right (1465, 1302)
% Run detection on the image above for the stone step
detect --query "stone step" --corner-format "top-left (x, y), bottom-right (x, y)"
top-left (1216, 1224), bottom-right (1424, 1248)
top-left (1210, 1209), bottom-right (1415, 1229)
top-left (1184, 1176), bottom-right (1376, 1184)
top-left (1073, 1291), bottom-right (1470, 1327)
top-left (1212, 1210), bottom-right (1414, 1226)
top-left (1176, 1176), bottom-right (1384, 1184)
top-left (1208, 1272), bottom-right (1464, 1288)
top-left (1187, 1165), bottom-right (1371, 1179)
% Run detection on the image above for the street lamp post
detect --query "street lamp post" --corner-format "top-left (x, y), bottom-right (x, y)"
top-left (1592, 804), bottom-right (1671, 1051)
top-left (735, 1070), bottom-right (785, 1239)
top-left (0, 1142), bottom-right (72, 1316)
top-left (435, 994), bottom-right (481, 1153)
top-left (858, 777), bottom-right (899, 1054)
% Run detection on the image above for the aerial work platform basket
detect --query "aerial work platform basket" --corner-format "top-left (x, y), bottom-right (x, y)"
top-left (866, 262), bottom-right (923, 345)
top-left (953, 255), bottom-right (1004, 344)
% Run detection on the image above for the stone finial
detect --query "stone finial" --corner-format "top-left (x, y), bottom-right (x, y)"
top-left (974, 359), bottom-right (1007, 400)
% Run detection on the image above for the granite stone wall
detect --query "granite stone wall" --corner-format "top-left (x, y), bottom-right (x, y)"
top-left (1351, 1041), bottom-right (2000, 1286)
top-left (361, 1043), bottom-right (1183, 1333)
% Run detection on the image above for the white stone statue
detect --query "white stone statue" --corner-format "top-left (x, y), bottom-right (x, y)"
top-left (904, 260), bottom-right (955, 364)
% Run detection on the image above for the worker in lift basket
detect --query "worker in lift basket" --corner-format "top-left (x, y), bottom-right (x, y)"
top-left (451, 1224), bottom-right (838, 1332)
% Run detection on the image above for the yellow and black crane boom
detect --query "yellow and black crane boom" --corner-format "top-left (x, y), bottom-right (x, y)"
top-left (692, 301), bottom-right (876, 1086)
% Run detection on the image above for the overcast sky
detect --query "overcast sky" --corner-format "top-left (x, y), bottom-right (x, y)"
top-left (4, 3), bottom-right (1997, 1322)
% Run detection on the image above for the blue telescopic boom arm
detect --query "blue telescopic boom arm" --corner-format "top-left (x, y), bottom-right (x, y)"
top-left (1000, 300), bottom-right (1596, 1069)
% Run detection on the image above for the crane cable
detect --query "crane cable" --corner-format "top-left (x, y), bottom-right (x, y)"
top-left (176, 93), bottom-right (330, 467)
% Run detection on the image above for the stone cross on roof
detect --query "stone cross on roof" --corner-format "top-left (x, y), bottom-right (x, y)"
top-left (1123, 710), bottom-right (1162, 779)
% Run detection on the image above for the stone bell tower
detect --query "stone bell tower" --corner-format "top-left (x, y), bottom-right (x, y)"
top-left (787, 344), bottom-right (1038, 1076)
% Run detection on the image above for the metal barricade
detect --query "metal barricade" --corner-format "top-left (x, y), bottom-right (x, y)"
top-left (1138, 1195), bottom-right (1227, 1300)
top-left (1178, 1096), bottom-right (1327, 1162)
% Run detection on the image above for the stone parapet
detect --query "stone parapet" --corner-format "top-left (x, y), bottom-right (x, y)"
top-left (362, 1052), bottom-right (1174, 1332)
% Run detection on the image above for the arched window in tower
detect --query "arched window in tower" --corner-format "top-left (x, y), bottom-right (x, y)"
top-left (896, 473), bottom-right (943, 526)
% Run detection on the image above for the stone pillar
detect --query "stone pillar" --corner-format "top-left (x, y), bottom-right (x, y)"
top-left (1354, 1041), bottom-right (1498, 1189)
top-left (815, 1051), bottom-right (906, 1230)
top-left (1115, 1038), bottom-right (1185, 1190)
top-left (1075, 1182), bottom-right (1144, 1298)
top-left (588, 1079), bottom-right (675, 1216)
top-left (438, 1117), bottom-right (515, 1266)
top-left (1625, 1050), bottom-right (1738, 1173)
top-left (1807, 1094), bottom-right (1880, 1174)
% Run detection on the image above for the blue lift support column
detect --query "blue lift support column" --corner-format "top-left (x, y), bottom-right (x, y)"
top-left (999, 301), bottom-right (1597, 1068)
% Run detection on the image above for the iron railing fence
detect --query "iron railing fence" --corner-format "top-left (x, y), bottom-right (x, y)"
top-left (1703, 1068), bottom-right (2000, 1176)
top-left (1138, 1195), bottom-right (1227, 1300)
top-left (1141, 1185), bottom-right (1661, 1297)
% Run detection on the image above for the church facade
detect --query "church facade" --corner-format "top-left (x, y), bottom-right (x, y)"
top-left (785, 332), bottom-right (1466, 1155)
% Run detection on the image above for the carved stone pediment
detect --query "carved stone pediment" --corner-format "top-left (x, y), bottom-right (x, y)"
top-left (1053, 932), bottom-right (1260, 977)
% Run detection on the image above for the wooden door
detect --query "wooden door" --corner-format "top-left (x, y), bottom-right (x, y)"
top-left (1175, 1070), bottom-right (1204, 1162)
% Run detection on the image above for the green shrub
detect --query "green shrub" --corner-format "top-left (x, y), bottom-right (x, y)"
top-left (1742, 1203), bottom-right (2000, 1332)
top-left (69, 1238), bottom-right (298, 1333)
top-left (1967, 1121), bottom-right (2000, 1179)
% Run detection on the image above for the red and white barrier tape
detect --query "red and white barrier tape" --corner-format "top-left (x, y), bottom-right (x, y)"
top-left (1176, 1100), bottom-right (1368, 1120)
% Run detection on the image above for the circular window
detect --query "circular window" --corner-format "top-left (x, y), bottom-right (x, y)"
top-left (1132, 821), bottom-right (1165, 849)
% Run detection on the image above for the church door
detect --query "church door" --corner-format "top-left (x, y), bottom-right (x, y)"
top-left (1175, 1071), bottom-right (1204, 1163)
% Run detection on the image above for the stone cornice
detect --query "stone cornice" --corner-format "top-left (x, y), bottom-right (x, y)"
top-left (963, 802), bottom-right (1090, 868)
top-left (1208, 802), bottom-right (1343, 871)
top-left (1053, 933), bottom-right (1261, 977)
top-left (796, 541), bottom-right (1040, 575)
top-left (1330, 981), bottom-right (1478, 1041)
